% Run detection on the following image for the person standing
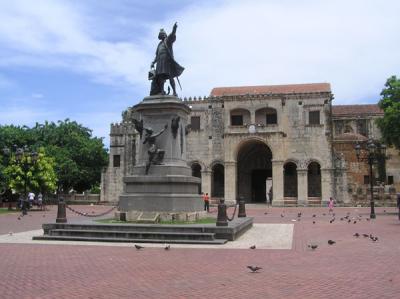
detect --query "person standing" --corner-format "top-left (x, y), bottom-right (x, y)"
top-left (37, 192), bottom-right (43, 210)
top-left (397, 192), bottom-right (400, 220)
top-left (28, 192), bottom-right (35, 209)
top-left (203, 193), bottom-right (210, 212)
top-left (268, 187), bottom-right (273, 206)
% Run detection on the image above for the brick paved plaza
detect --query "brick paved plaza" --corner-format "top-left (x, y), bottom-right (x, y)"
top-left (1, 205), bottom-right (400, 299)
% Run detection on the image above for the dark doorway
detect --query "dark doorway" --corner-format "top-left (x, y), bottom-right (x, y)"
top-left (237, 140), bottom-right (272, 203)
top-left (284, 162), bottom-right (298, 197)
top-left (308, 162), bottom-right (321, 197)
top-left (251, 169), bottom-right (270, 202)
top-left (212, 164), bottom-right (224, 197)
top-left (191, 163), bottom-right (202, 194)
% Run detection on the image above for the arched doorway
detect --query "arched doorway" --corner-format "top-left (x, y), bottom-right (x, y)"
top-left (191, 163), bottom-right (202, 194)
top-left (308, 162), bottom-right (321, 197)
top-left (211, 164), bottom-right (224, 197)
top-left (237, 140), bottom-right (272, 202)
top-left (284, 162), bottom-right (298, 197)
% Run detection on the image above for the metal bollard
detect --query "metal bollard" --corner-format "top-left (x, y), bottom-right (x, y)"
top-left (238, 197), bottom-right (246, 217)
top-left (216, 199), bottom-right (228, 226)
top-left (56, 197), bottom-right (67, 223)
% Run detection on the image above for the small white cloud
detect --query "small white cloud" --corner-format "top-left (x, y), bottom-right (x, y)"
top-left (31, 93), bottom-right (43, 99)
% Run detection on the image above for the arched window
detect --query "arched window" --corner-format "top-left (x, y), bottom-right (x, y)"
top-left (230, 109), bottom-right (251, 126)
top-left (255, 108), bottom-right (278, 125)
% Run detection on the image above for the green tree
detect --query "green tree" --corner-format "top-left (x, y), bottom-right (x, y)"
top-left (377, 75), bottom-right (400, 149)
top-left (3, 148), bottom-right (57, 196)
top-left (30, 119), bottom-right (108, 193)
top-left (0, 119), bottom-right (108, 194)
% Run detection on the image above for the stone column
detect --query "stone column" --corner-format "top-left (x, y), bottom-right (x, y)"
top-left (272, 160), bottom-right (284, 206)
top-left (202, 169), bottom-right (212, 196)
top-left (224, 161), bottom-right (237, 205)
top-left (321, 168), bottom-right (333, 205)
top-left (297, 169), bottom-right (308, 206)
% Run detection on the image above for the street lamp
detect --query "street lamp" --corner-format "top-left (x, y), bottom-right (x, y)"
top-left (355, 139), bottom-right (387, 219)
top-left (2, 146), bottom-right (38, 215)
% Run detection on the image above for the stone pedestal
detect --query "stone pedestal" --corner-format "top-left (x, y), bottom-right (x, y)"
top-left (118, 95), bottom-right (204, 219)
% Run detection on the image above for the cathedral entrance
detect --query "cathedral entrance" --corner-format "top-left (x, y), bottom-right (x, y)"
top-left (237, 140), bottom-right (272, 203)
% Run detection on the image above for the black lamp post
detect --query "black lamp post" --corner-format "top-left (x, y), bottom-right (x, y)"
top-left (355, 140), bottom-right (386, 219)
top-left (2, 146), bottom-right (38, 215)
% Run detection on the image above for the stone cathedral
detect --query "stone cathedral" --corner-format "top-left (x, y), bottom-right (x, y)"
top-left (101, 82), bottom-right (400, 206)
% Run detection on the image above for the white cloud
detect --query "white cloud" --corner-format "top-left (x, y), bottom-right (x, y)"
top-left (0, 74), bottom-right (15, 89)
top-left (0, 0), bottom-right (151, 90)
top-left (1, 0), bottom-right (400, 144)
top-left (166, 0), bottom-right (400, 103)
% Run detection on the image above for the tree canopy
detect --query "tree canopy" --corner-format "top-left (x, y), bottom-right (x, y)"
top-left (377, 75), bottom-right (400, 149)
top-left (0, 119), bottom-right (108, 194)
top-left (3, 148), bottom-right (57, 195)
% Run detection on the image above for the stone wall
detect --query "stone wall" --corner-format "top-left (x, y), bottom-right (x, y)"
top-left (100, 123), bottom-right (137, 203)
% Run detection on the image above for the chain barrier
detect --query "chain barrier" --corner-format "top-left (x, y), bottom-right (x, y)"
top-left (226, 203), bottom-right (238, 221)
top-left (65, 204), bottom-right (118, 218)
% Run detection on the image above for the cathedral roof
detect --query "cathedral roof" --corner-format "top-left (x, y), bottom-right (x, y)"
top-left (210, 83), bottom-right (331, 96)
top-left (332, 104), bottom-right (383, 117)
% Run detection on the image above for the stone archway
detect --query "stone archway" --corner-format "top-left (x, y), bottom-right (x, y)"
top-left (211, 164), bottom-right (224, 197)
top-left (308, 161), bottom-right (321, 197)
top-left (284, 162), bottom-right (298, 197)
top-left (191, 163), bottom-right (202, 194)
top-left (237, 139), bottom-right (272, 203)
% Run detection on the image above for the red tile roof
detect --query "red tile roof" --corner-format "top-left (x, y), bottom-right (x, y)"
top-left (332, 105), bottom-right (383, 116)
top-left (210, 83), bottom-right (331, 96)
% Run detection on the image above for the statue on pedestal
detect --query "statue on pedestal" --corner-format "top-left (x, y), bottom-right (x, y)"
top-left (149, 22), bottom-right (184, 97)
top-left (143, 124), bottom-right (168, 174)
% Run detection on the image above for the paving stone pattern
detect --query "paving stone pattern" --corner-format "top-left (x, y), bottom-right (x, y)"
top-left (1, 205), bottom-right (400, 298)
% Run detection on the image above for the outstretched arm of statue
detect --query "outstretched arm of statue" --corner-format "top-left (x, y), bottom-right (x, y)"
top-left (153, 124), bottom-right (168, 138)
top-left (172, 22), bottom-right (177, 35)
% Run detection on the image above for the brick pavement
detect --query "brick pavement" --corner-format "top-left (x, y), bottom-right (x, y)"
top-left (0, 205), bottom-right (400, 298)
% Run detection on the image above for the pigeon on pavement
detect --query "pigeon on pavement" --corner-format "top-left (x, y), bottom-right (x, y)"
top-left (247, 266), bottom-right (262, 273)
top-left (328, 240), bottom-right (336, 245)
top-left (134, 244), bottom-right (144, 250)
top-left (353, 233), bottom-right (360, 237)
top-left (250, 245), bottom-right (256, 249)
top-left (308, 244), bottom-right (318, 250)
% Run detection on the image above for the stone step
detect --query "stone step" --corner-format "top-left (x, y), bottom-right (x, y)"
top-left (49, 229), bottom-right (217, 241)
top-left (33, 235), bottom-right (228, 245)
top-left (43, 223), bottom-right (213, 234)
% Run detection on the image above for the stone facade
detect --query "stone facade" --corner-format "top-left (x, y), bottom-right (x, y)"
top-left (101, 83), bottom-right (400, 206)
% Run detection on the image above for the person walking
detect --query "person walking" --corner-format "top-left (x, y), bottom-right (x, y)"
top-left (328, 197), bottom-right (334, 214)
top-left (203, 193), bottom-right (210, 213)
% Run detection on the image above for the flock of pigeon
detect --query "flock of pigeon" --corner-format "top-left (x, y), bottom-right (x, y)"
top-left (247, 209), bottom-right (383, 273)
top-left (131, 209), bottom-right (384, 274)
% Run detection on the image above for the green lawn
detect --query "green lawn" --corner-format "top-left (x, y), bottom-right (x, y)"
top-left (0, 208), bottom-right (19, 215)
top-left (96, 217), bottom-right (216, 225)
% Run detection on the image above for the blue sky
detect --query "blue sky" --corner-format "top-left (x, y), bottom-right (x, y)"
top-left (0, 0), bottom-right (399, 148)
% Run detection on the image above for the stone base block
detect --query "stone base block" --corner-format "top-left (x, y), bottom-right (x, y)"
top-left (119, 193), bottom-right (203, 212)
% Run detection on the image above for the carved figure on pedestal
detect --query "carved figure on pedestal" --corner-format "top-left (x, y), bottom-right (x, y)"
top-left (171, 116), bottom-right (180, 138)
top-left (149, 22), bottom-right (184, 97)
top-left (132, 119), bottom-right (144, 139)
top-left (143, 124), bottom-right (168, 174)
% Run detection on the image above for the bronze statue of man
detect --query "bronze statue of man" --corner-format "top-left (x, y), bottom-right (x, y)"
top-left (149, 22), bottom-right (184, 97)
